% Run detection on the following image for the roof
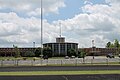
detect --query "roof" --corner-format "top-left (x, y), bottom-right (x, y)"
top-left (43, 42), bottom-right (78, 45)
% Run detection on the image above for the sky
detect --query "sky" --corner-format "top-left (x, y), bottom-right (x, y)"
top-left (0, 0), bottom-right (120, 48)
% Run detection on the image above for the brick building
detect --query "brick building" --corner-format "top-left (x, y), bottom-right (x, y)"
top-left (0, 48), bottom-right (35, 57)
top-left (80, 47), bottom-right (120, 56)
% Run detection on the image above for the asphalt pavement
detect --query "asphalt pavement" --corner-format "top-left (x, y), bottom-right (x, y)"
top-left (0, 65), bottom-right (120, 80)
top-left (0, 65), bottom-right (120, 72)
top-left (0, 74), bottom-right (120, 80)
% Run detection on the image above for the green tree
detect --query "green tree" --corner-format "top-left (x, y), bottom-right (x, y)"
top-left (14, 46), bottom-right (20, 58)
top-left (78, 49), bottom-right (86, 59)
top-left (23, 51), bottom-right (35, 57)
top-left (43, 47), bottom-right (52, 58)
top-left (110, 43), bottom-right (114, 48)
top-left (114, 39), bottom-right (119, 48)
top-left (106, 42), bottom-right (111, 48)
top-left (34, 47), bottom-right (41, 57)
top-left (114, 39), bottom-right (120, 55)
top-left (67, 48), bottom-right (76, 57)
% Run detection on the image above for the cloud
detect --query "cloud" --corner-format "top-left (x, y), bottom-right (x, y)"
top-left (105, 0), bottom-right (120, 4)
top-left (0, 0), bottom-right (65, 17)
top-left (29, 0), bottom-right (65, 16)
top-left (0, 12), bottom-right (39, 46)
top-left (0, 0), bottom-right (120, 48)
top-left (84, 0), bottom-right (93, 5)
top-left (0, 12), bottom-right (59, 47)
top-left (52, 0), bottom-right (120, 48)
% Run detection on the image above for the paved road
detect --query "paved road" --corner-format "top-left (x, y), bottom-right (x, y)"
top-left (0, 65), bottom-right (120, 72)
top-left (0, 74), bottom-right (120, 80)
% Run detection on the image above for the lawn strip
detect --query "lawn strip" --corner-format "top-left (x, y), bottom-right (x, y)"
top-left (0, 70), bottom-right (120, 76)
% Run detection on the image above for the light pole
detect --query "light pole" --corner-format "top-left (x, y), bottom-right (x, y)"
top-left (33, 42), bottom-right (35, 48)
top-left (41, 0), bottom-right (43, 58)
top-left (92, 40), bottom-right (95, 59)
top-left (59, 22), bottom-right (62, 37)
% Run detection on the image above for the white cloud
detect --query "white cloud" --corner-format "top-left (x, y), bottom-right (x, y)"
top-left (0, 12), bottom-right (39, 46)
top-left (0, 12), bottom-right (59, 47)
top-left (0, 0), bottom-right (120, 48)
top-left (0, 0), bottom-right (65, 17)
top-left (28, 8), bottom-right (41, 16)
top-left (105, 0), bottom-right (120, 4)
top-left (29, 0), bottom-right (65, 16)
top-left (52, 0), bottom-right (120, 48)
top-left (84, 0), bottom-right (93, 5)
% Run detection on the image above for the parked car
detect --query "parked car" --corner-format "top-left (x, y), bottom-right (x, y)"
top-left (71, 56), bottom-right (75, 58)
top-left (106, 54), bottom-right (114, 58)
top-left (65, 56), bottom-right (69, 59)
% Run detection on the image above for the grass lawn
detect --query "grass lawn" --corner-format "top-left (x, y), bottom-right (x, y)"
top-left (0, 70), bottom-right (120, 76)
top-left (49, 57), bottom-right (64, 59)
top-left (0, 57), bottom-right (64, 60)
top-left (0, 57), bottom-right (41, 60)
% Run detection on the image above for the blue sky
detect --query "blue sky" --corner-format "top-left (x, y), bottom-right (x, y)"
top-left (0, 0), bottom-right (120, 48)
top-left (45, 0), bottom-right (84, 22)
top-left (45, 0), bottom-right (106, 23)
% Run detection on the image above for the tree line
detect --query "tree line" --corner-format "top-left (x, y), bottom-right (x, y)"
top-left (106, 39), bottom-right (120, 48)
top-left (14, 46), bottom-right (86, 59)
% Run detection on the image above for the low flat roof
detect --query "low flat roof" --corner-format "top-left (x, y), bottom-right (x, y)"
top-left (43, 42), bottom-right (78, 44)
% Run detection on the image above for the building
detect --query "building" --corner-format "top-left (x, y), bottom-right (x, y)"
top-left (80, 47), bottom-right (120, 56)
top-left (0, 47), bottom-right (119, 57)
top-left (43, 37), bottom-right (78, 56)
top-left (0, 48), bottom-right (35, 57)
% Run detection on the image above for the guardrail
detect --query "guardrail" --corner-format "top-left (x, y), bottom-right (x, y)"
top-left (0, 58), bottom-right (120, 67)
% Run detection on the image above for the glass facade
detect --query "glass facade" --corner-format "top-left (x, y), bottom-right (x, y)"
top-left (43, 37), bottom-right (78, 56)
top-left (43, 43), bottom-right (78, 56)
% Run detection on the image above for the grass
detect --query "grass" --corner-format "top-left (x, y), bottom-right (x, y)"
top-left (0, 70), bottom-right (120, 76)
top-left (0, 57), bottom-right (41, 60)
top-left (0, 57), bottom-right (15, 60)
top-left (0, 57), bottom-right (64, 60)
top-left (49, 57), bottom-right (64, 59)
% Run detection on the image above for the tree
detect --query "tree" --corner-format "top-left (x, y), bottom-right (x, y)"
top-left (114, 39), bottom-right (119, 48)
top-left (106, 39), bottom-right (120, 48)
top-left (110, 43), bottom-right (114, 48)
top-left (106, 42), bottom-right (111, 48)
top-left (78, 49), bottom-right (86, 59)
top-left (114, 39), bottom-right (120, 55)
top-left (106, 39), bottom-right (120, 55)
top-left (14, 46), bottom-right (21, 58)
top-left (67, 48), bottom-right (76, 57)
top-left (34, 47), bottom-right (41, 57)
top-left (43, 47), bottom-right (52, 58)
top-left (23, 51), bottom-right (35, 57)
